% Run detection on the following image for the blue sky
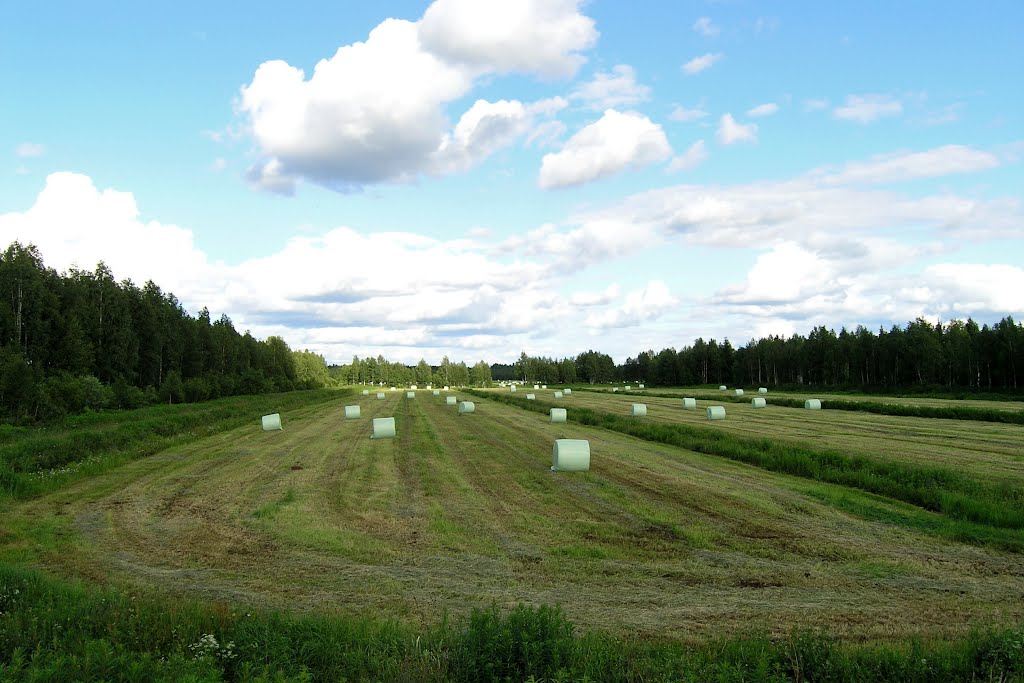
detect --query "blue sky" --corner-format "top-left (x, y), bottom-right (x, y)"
top-left (2, 1), bottom-right (1022, 364)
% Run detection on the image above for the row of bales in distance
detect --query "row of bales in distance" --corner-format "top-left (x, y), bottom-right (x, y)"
top-left (607, 384), bottom-right (824, 420)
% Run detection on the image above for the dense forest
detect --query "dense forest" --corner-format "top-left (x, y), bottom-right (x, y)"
top-left (0, 242), bottom-right (330, 423)
top-left (332, 355), bottom-right (493, 388)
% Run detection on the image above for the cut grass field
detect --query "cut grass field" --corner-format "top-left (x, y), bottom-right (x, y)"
top-left (2, 389), bottom-right (1022, 648)
top-left (536, 388), bottom-right (1024, 487)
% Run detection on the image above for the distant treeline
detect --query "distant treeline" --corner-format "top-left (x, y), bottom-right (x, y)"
top-left (0, 242), bottom-right (330, 423)
top-left (332, 355), bottom-right (493, 388)
top-left (620, 318), bottom-right (1022, 391)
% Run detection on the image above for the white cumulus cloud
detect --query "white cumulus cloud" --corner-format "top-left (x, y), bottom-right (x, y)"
top-left (833, 94), bottom-right (903, 123)
top-left (585, 280), bottom-right (677, 329)
top-left (668, 140), bottom-right (709, 172)
top-left (682, 52), bottom-right (722, 75)
top-left (538, 110), bottom-right (672, 189)
top-left (15, 143), bottom-right (46, 158)
top-left (693, 17), bottom-right (720, 37)
top-left (669, 104), bottom-right (709, 123)
top-left (570, 64), bottom-right (650, 110)
top-left (747, 103), bottom-right (778, 117)
top-left (716, 114), bottom-right (758, 144)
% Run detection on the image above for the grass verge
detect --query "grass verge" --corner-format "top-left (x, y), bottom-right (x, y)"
top-left (1, 564), bottom-right (1022, 682)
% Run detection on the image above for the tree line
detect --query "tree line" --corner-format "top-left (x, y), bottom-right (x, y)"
top-left (331, 354), bottom-right (493, 388)
top-left (619, 318), bottom-right (1022, 391)
top-left (0, 242), bottom-right (330, 422)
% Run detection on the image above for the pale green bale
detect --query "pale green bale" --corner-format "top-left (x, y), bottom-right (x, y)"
top-left (446, 396), bottom-right (457, 405)
top-left (376, 392), bottom-right (386, 400)
top-left (410, 385), bottom-right (417, 390)
top-left (371, 417), bottom-right (396, 439)
top-left (612, 388), bottom-right (618, 392)
top-left (625, 385), bottom-right (631, 390)
top-left (553, 391), bottom-right (563, 398)
top-left (457, 401), bottom-right (475, 415)
top-left (406, 391), bottom-right (415, 399)
top-left (550, 408), bottom-right (567, 423)
top-left (751, 397), bottom-right (766, 408)
top-left (638, 384), bottom-right (645, 389)
top-left (443, 385), bottom-right (450, 391)
top-left (432, 389), bottom-right (440, 396)
top-left (541, 384), bottom-right (547, 389)
top-left (261, 413), bottom-right (282, 431)
top-left (510, 385), bottom-right (517, 392)
top-left (631, 403), bottom-right (647, 417)
top-left (805, 399), bottom-right (822, 410)
top-left (534, 384), bottom-right (539, 389)
top-left (563, 388), bottom-right (572, 395)
top-left (682, 397), bottom-right (697, 409)
top-left (706, 406), bottom-right (726, 420)
top-left (734, 389), bottom-right (744, 396)
top-left (719, 385), bottom-right (727, 391)
top-left (362, 389), bottom-right (369, 396)
top-left (551, 439), bottom-right (590, 472)
top-left (526, 393), bottom-right (536, 400)
top-left (758, 387), bottom-right (768, 394)
top-left (344, 405), bottom-right (361, 419)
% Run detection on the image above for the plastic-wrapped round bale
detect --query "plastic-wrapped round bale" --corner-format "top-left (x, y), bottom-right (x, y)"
top-left (446, 396), bottom-right (457, 405)
top-left (682, 397), bottom-right (697, 409)
top-left (541, 384), bottom-right (547, 389)
top-left (639, 384), bottom-right (645, 389)
top-left (553, 391), bottom-right (563, 399)
top-left (706, 406), bottom-right (726, 420)
top-left (719, 385), bottom-right (727, 391)
top-left (612, 388), bottom-right (618, 392)
top-left (734, 389), bottom-right (744, 396)
top-left (526, 393), bottom-right (535, 400)
top-left (410, 385), bottom-right (417, 390)
top-left (443, 385), bottom-right (450, 391)
top-left (805, 399), bottom-right (822, 410)
top-left (534, 384), bottom-right (539, 389)
top-left (261, 413), bottom-right (282, 431)
top-left (631, 403), bottom-right (647, 417)
top-left (758, 387), bottom-right (768, 394)
top-left (550, 408), bottom-right (567, 423)
top-left (563, 388), bottom-right (572, 395)
top-left (371, 417), bottom-right (396, 439)
top-left (551, 439), bottom-right (590, 472)
top-left (751, 397), bottom-right (766, 408)
top-left (406, 391), bottom-right (415, 399)
top-left (376, 392), bottom-right (386, 400)
top-left (362, 389), bottom-right (369, 396)
top-left (457, 401), bottom-right (475, 415)
top-left (625, 385), bottom-right (631, 390)
top-left (510, 385), bottom-right (517, 392)
top-left (432, 389), bottom-right (440, 396)
top-left (344, 405), bottom-right (361, 419)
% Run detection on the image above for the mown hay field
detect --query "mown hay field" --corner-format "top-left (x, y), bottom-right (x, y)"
top-left (3, 389), bottom-right (1022, 643)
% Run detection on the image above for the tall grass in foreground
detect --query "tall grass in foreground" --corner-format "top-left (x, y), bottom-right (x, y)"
top-left (470, 391), bottom-right (1024, 545)
top-left (1, 564), bottom-right (1021, 682)
top-left (0, 389), bottom-right (345, 501)
top-left (586, 388), bottom-right (1024, 425)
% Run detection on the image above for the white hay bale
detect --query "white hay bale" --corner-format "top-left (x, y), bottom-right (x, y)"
top-left (371, 417), bottom-right (396, 439)
top-left (631, 403), bottom-right (647, 417)
top-left (390, 387), bottom-right (396, 391)
top-left (625, 385), bottom-right (631, 390)
top-left (443, 385), bottom-right (450, 391)
top-left (805, 399), bottom-right (822, 410)
top-left (457, 401), bottom-right (475, 415)
top-left (550, 408), bottom-right (567, 423)
top-left (706, 406), bottom-right (726, 420)
top-left (554, 391), bottom-right (563, 399)
top-left (446, 396), bottom-right (457, 405)
top-left (612, 388), bottom-right (618, 392)
top-left (639, 384), bottom-right (645, 389)
top-left (734, 389), bottom-right (744, 396)
top-left (261, 413), bottom-right (282, 431)
top-left (376, 392), bottom-right (386, 400)
top-left (510, 385), bottom-right (517, 392)
top-left (534, 384), bottom-right (539, 389)
top-left (551, 439), bottom-right (590, 472)
top-left (526, 393), bottom-right (536, 400)
top-left (719, 385), bottom-right (727, 391)
top-left (362, 389), bottom-right (369, 396)
top-left (344, 405), bottom-right (361, 419)
top-left (682, 397), bottom-right (696, 409)
top-left (426, 385), bottom-right (431, 390)
top-left (541, 384), bottom-right (547, 389)
top-left (563, 388), bottom-right (572, 395)
top-left (432, 389), bottom-right (440, 396)
top-left (758, 387), bottom-right (768, 394)
top-left (751, 397), bottom-right (766, 409)
top-left (406, 391), bottom-right (415, 399)
top-left (410, 385), bottom-right (417, 390)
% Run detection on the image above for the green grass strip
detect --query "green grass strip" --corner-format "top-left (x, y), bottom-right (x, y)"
top-left (578, 387), bottom-right (1024, 425)
top-left (1, 563), bottom-right (1022, 681)
top-left (469, 391), bottom-right (1024, 538)
top-left (0, 389), bottom-right (346, 501)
